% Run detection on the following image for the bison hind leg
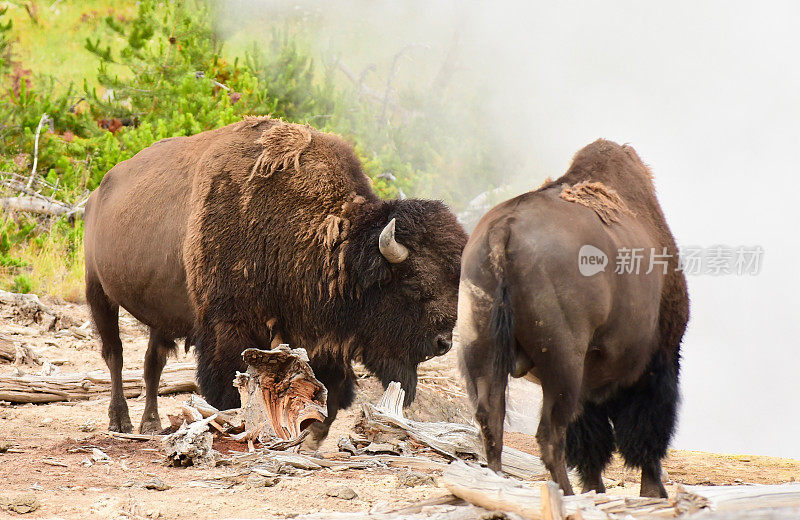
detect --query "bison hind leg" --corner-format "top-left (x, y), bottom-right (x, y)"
top-left (87, 277), bottom-right (132, 433)
top-left (608, 350), bottom-right (678, 498)
top-left (566, 401), bottom-right (614, 493)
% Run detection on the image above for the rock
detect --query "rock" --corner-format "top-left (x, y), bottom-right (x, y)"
top-left (143, 477), bottom-right (171, 491)
top-left (325, 485), bottom-right (357, 500)
top-left (78, 419), bottom-right (97, 432)
top-left (40, 417), bottom-right (53, 426)
top-left (246, 475), bottom-right (279, 488)
top-left (4, 494), bottom-right (40, 514)
top-left (0, 441), bottom-right (12, 453)
top-left (396, 471), bottom-right (435, 488)
top-left (90, 448), bottom-right (109, 462)
top-left (337, 436), bottom-right (358, 454)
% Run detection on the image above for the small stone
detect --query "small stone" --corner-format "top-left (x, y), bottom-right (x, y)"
top-left (325, 485), bottom-right (357, 500)
top-left (5, 494), bottom-right (40, 514)
top-left (90, 448), bottom-right (109, 462)
top-left (0, 441), bottom-right (11, 453)
top-left (397, 471), bottom-right (435, 488)
top-left (78, 419), bottom-right (97, 432)
top-left (246, 475), bottom-right (279, 488)
top-left (40, 417), bottom-right (53, 426)
top-left (143, 477), bottom-right (171, 491)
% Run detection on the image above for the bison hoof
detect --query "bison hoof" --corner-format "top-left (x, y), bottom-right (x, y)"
top-left (108, 417), bottom-right (133, 433)
top-left (139, 417), bottom-right (162, 434)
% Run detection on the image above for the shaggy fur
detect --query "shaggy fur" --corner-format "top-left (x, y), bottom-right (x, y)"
top-left (559, 180), bottom-right (632, 225)
top-left (458, 139), bottom-right (689, 498)
top-left (84, 117), bottom-right (467, 441)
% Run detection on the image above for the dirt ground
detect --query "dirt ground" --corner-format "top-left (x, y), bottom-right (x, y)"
top-left (1, 297), bottom-right (799, 519)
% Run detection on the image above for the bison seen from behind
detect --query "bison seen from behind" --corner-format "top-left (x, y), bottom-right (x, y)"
top-left (458, 140), bottom-right (689, 498)
top-left (84, 117), bottom-right (467, 442)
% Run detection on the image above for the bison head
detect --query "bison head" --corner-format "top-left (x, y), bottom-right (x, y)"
top-left (345, 199), bottom-right (467, 406)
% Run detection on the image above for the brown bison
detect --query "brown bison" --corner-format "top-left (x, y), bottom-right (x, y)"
top-left (84, 117), bottom-right (467, 443)
top-left (458, 140), bottom-right (689, 497)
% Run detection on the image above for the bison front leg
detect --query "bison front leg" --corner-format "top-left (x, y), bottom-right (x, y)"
top-left (304, 360), bottom-right (355, 450)
top-left (139, 330), bottom-right (175, 433)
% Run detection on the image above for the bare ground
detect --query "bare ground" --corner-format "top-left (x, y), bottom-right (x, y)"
top-left (1, 297), bottom-right (798, 518)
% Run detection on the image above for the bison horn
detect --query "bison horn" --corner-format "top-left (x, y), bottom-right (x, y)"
top-left (379, 218), bottom-right (409, 263)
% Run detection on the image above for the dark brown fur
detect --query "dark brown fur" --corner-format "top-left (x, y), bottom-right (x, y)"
top-left (458, 139), bottom-right (688, 498)
top-left (84, 117), bottom-right (467, 439)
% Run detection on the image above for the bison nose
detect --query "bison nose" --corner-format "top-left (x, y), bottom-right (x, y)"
top-left (436, 335), bottom-right (452, 356)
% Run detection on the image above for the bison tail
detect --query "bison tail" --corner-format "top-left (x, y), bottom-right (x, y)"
top-left (488, 223), bottom-right (515, 380)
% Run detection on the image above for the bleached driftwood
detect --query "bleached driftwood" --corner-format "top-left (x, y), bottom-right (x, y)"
top-left (681, 507), bottom-right (800, 519)
top-left (677, 483), bottom-right (800, 515)
top-left (441, 460), bottom-right (678, 520)
top-left (0, 362), bottom-right (198, 403)
top-left (233, 345), bottom-right (327, 444)
top-left (360, 381), bottom-right (551, 479)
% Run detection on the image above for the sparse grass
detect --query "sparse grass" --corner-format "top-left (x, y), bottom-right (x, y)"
top-left (0, 213), bottom-right (85, 301)
top-left (7, 230), bottom-right (85, 301)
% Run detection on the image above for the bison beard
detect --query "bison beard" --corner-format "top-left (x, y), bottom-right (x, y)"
top-left (84, 116), bottom-right (466, 442)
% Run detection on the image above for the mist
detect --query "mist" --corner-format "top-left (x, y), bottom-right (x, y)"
top-left (219, 1), bottom-right (800, 458)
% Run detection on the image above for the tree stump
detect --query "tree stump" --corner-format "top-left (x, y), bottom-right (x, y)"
top-left (234, 345), bottom-right (327, 444)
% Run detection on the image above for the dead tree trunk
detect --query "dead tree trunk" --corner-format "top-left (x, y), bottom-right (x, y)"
top-left (233, 345), bottom-right (327, 444)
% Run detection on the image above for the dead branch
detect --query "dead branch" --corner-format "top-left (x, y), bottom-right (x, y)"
top-left (0, 362), bottom-right (198, 403)
top-left (26, 113), bottom-right (52, 189)
top-left (0, 196), bottom-right (71, 216)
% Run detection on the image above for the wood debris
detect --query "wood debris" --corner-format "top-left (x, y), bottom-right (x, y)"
top-left (359, 381), bottom-right (551, 479)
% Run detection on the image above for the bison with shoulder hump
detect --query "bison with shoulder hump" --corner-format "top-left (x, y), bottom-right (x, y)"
top-left (458, 139), bottom-right (689, 498)
top-left (84, 117), bottom-right (467, 444)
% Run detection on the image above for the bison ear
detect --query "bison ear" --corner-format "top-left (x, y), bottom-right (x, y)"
top-left (251, 123), bottom-right (313, 179)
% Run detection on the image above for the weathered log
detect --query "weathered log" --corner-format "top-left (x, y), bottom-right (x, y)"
top-left (360, 381), bottom-right (552, 479)
top-left (0, 362), bottom-right (198, 403)
top-left (682, 507), bottom-right (800, 519)
top-left (677, 484), bottom-right (800, 514)
top-left (441, 460), bottom-right (677, 520)
top-left (233, 345), bottom-right (327, 444)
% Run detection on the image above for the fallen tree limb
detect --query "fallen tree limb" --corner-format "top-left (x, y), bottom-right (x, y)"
top-left (0, 196), bottom-right (70, 216)
top-left (0, 362), bottom-right (198, 403)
